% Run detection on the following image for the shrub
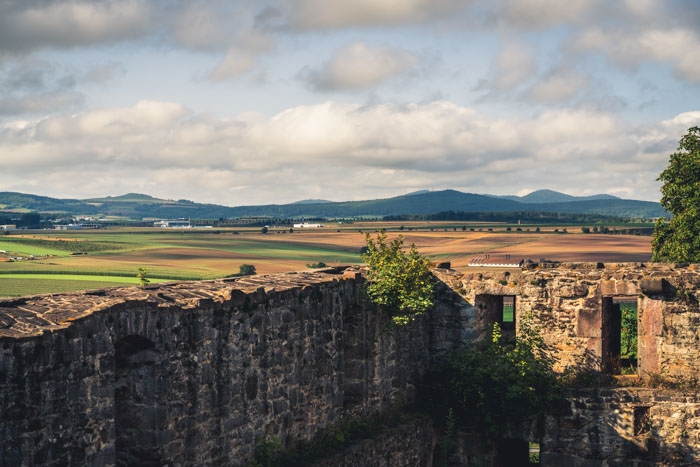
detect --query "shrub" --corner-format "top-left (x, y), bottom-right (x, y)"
top-left (137, 267), bottom-right (150, 287)
top-left (362, 231), bottom-right (434, 325)
top-left (432, 315), bottom-right (561, 437)
top-left (238, 264), bottom-right (257, 276)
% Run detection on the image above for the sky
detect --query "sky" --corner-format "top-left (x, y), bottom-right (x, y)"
top-left (1, 0), bottom-right (699, 206)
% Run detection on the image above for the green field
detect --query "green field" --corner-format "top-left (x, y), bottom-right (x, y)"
top-left (0, 228), bottom-right (365, 297)
top-left (0, 275), bottom-right (172, 297)
top-left (0, 223), bottom-right (652, 298)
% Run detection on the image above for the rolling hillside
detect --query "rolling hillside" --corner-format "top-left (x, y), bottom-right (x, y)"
top-left (0, 189), bottom-right (667, 220)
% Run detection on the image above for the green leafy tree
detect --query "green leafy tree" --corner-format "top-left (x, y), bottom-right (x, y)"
top-left (137, 267), bottom-right (150, 287)
top-left (361, 231), bottom-right (434, 325)
top-left (652, 126), bottom-right (700, 262)
top-left (238, 264), bottom-right (257, 276)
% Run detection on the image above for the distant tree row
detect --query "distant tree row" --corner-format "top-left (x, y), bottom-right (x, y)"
top-left (384, 210), bottom-right (643, 224)
top-left (0, 212), bottom-right (42, 229)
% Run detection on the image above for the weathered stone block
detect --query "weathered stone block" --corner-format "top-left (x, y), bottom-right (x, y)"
top-left (641, 278), bottom-right (664, 295)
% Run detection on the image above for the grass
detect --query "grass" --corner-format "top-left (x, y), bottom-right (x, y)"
top-left (0, 239), bottom-right (73, 257)
top-left (0, 230), bottom-right (365, 297)
top-left (0, 275), bottom-right (172, 297)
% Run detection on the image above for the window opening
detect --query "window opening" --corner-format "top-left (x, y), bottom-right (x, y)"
top-left (529, 442), bottom-right (540, 465)
top-left (634, 406), bottom-right (651, 436)
top-left (495, 438), bottom-right (530, 466)
top-left (602, 297), bottom-right (637, 375)
top-left (475, 294), bottom-right (517, 340)
top-left (502, 296), bottom-right (515, 329)
top-left (619, 299), bottom-right (638, 372)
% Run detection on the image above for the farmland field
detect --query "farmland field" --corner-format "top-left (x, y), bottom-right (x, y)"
top-left (0, 223), bottom-right (653, 297)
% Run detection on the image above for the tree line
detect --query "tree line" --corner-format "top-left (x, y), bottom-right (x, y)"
top-left (385, 210), bottom-right (642, 224)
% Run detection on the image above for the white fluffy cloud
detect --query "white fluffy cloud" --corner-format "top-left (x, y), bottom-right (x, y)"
top-left (2, 99), bottom-right (697, 204)
top-left (302, 42), bottom-right (419, 91)
top-left (571, 27), bottom-right (700, 84)
top-left (0, 0), bottom-right (698, 205)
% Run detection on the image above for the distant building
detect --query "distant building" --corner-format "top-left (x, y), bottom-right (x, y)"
top-left (0, 224), bottom-right (16, 231)
top-left (54, 224), bottom-right (83, 231)
top-left (292, 223), bottom-right (323, 228)
top-left (153, 220), bottom-right (191, 228)
top-left (468, 256), bottom-right (524, 268)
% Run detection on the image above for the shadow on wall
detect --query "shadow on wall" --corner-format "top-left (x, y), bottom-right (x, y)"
top-left (543, 389), bottom-right (700, 465)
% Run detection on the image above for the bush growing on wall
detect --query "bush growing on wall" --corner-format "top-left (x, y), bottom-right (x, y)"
top-left (428, 315), bottom-right (562, 437)
top-left (361, 231), bottom-right (434, 325)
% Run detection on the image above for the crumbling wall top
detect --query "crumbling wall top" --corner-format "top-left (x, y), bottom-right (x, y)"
top-left (0, 267), bottom-right (359, 339)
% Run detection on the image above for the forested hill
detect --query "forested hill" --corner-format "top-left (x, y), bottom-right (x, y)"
top-left (0, 189), bottom-right (666, 220)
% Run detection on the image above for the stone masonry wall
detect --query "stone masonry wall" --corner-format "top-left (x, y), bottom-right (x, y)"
top-left (310, 416), bottom-right (435, 467)
top-left (543, 388), bottom-right (700, 466)
top-left (434, 262), bottom-right (700, 465)
top-left (434, 262), bottom-right (700, 379)
top-left (3, 262), bottom-right (700, 466)
top-left (0, 268), bottom-right (463, 467)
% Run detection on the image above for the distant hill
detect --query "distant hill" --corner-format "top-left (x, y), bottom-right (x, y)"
top-left (492, 189), bottom-right (620, 204)
top-left (0, 189), bottom-right (667, 221)
top-left (290, 199), bottom-right (333, 205)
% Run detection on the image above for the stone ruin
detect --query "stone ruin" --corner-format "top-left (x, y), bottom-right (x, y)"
top-left (1, 262), bottom-right (700, 466)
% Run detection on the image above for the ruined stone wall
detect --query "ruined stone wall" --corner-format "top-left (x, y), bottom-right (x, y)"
top-left (434, 262), bottom-right (700, 465)
top-left (310, 416), bottom-right (435, 467)
top-left (0, 268), bottom-right (464, 467)
top-left (434, 262), bottom-right (700, 380)
top-left (543, 388), bottom-right (700, 466)
top-left (3, 262), bottom-right (700, 466)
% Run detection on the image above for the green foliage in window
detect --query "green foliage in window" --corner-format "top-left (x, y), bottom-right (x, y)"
top-left (620, 302), bottom-right (638, 360)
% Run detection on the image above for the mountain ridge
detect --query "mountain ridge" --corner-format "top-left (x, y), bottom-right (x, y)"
top-left (488, 189), bottom-right (620, 204)
top-left (0, 189), bottom-right (666, 220)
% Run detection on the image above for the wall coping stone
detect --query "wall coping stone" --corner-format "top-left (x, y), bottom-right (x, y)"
top-left (0, 266), bottom-right (359, 339)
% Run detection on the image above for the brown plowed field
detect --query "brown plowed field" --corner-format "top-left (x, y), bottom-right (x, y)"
top-left (0, 227), bottom-right (654, 278)
top-left (241, 228), bottom-right (652, 273)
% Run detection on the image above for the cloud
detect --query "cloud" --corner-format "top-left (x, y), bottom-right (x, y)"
top-left (571, 27), bottom-right (700, 84)
top-left (0, 91), bottom-right (84, 116)
top-left (170, 0), bottom-right (236, 51)
top-left (0, 58), bottom-right (125, 117)
top-left (281, 0), bottom-right (468, 29)
top-left (0, 1), bottom-right (276, 81)
top-left (198, 7), bottom-right (275, 80)
top-left (476, 39), bottom-right (536, 95)
top-left (206, 48), bottom-right (259, 80)
top-left (523, 67), bottom-right (590, 102)
top-left (0, 0), bottom-right (153, 55)
top-left (492, 40), bottom-right (536, 91)
top-left (499, 0), bottom-right (604, 29)
top-left (2, 99), bottom-right (698, 204)
top-left (301, 42), bottom-right (419, 91)
top-left (79, 62), bottom-right (126, 84)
